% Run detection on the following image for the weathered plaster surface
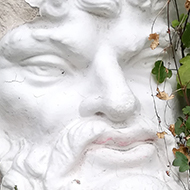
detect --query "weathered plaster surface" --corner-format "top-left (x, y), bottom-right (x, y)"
top-left (0, 0), bottom-right (38, 39)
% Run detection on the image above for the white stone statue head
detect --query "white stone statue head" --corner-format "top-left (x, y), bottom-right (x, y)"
top-left (0, 0), bottom-right (187, 189)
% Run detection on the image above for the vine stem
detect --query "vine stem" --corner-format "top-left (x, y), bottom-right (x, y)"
top-left (173, 0), bottom-right (180, 21)
top-left (166, 0), bottom-right (190, 106)
top-left (188, 169), bottom-right (190, 190)
top-left (151, 0), bottom-right (168, 33)
top-left (183, 9), bottom-right (190, 34)
top-left (181, 9), bottom-right (190, 58)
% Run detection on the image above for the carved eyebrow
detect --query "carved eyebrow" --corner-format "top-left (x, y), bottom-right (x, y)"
top-left (0, 34), bottom-right (75, 66)
top-left (0, 25), bottom-right (89, 69)
top-left (48, 35), bottom-right (91, 68)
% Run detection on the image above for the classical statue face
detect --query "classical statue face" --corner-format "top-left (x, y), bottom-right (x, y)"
top-left (0, 0), bottom-right (185, 190)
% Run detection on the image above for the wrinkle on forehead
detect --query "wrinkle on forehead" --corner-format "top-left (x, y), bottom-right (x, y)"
top-left (26, 0), bottom-right (122, 18)
top-left (24, 0), bottom-right (175, 20)
top-left (75, 0), bottom-right (121, 17)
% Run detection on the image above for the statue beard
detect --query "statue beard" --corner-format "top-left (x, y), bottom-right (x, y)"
top-left (0, 116), bottom-right (183, 190)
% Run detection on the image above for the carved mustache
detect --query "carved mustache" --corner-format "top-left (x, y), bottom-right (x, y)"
top-left (44, 119), bottom-right (110, 190)
top-left (44, 117), bottom-right (161, 190)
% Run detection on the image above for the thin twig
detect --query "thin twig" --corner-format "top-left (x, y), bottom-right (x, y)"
top-left (183, 10), bottom-right (190, 34)
top-left (149, 75), bottom-right (172, 169)
top-left (151, 1), bottom-right (169, 33)
top-left (181, 10), bottom-right (190, 58)
top-left (170, 169), bottom-right (188, 190)
top-left (166, 1), bottom-right (190, 105)
top-left (173, 0), bottom-right (180, 21)
top-left (188, 170), bottom-right (190, 190)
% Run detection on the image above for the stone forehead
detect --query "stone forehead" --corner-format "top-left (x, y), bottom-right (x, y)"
top-left (25, 0), bottom-right (166, 19)
top-left (25, 0), bottom-right (163, 10)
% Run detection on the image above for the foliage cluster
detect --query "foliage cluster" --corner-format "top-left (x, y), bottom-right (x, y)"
top-left (150, 0), bottom-right (190, 175)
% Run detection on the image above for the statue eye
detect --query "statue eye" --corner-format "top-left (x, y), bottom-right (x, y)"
top-left (20, 54), bottom-right (74, 76)
top-left (19, 54), bottom-right (74, 85)
top-left (24, 65), bottom-right (65, 77)
top-left (18, 64), bottom-right (66, 86)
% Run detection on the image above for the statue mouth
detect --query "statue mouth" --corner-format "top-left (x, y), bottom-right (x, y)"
top-left (85, 118), bottom-right (162, 166)
top-left (105, 141), bottom-right (153, 152)
top-left (92, 126), bottom-right (157, 152)
top-left (85, 139), bottom-right (157, 168)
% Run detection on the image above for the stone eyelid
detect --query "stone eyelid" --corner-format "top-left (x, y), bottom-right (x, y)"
top-left (20, 54), bottom-right (75, 75)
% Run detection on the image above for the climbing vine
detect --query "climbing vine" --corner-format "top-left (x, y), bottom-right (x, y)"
top-left (150, 0), bottom-right (190, 181)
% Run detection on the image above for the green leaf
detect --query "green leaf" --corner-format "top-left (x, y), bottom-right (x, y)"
top-left (187, 139), bottom-right (190, 147)
top-left (175, 118), bottom-right (185, 135)
top-left (186, 117), bottom-right (190, 130)
top-left (173, 152), bottom-right (190, 172)
top-left (182, 106), bottom-right (190, 115)
top-left (177, 83), bottom-right (184, 96)
top-left (178, 56), bottom-right (190, 88)
top-left (152, 60), bottom-right (172, 83)
top-left (179, 14), bottom-right (184, 21)
top-left (172, 20), bottom-right (180, 28)
top-left (182, 24), bottom-right (190, 48)
top-left (179, 55), bottom-right (190, 65)
top-left (177, 84), bottom-right (190, 98)
top-left (180, 14), bottom-right (188, 23)
top-left (172, 14), bottom-right (188, 29)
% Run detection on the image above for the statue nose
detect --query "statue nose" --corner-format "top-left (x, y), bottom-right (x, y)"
top-left (79, 47), bottom-right (138, 123)
top-left (96, 93), bottom-right (137, 122)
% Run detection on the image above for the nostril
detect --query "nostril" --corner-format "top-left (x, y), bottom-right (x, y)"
top-left (101, 96), bottom-right (138, 122)
top-left (79, 93), bottom-right (138, 122)
top-left (95, 112), bottom-right (105, 116)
